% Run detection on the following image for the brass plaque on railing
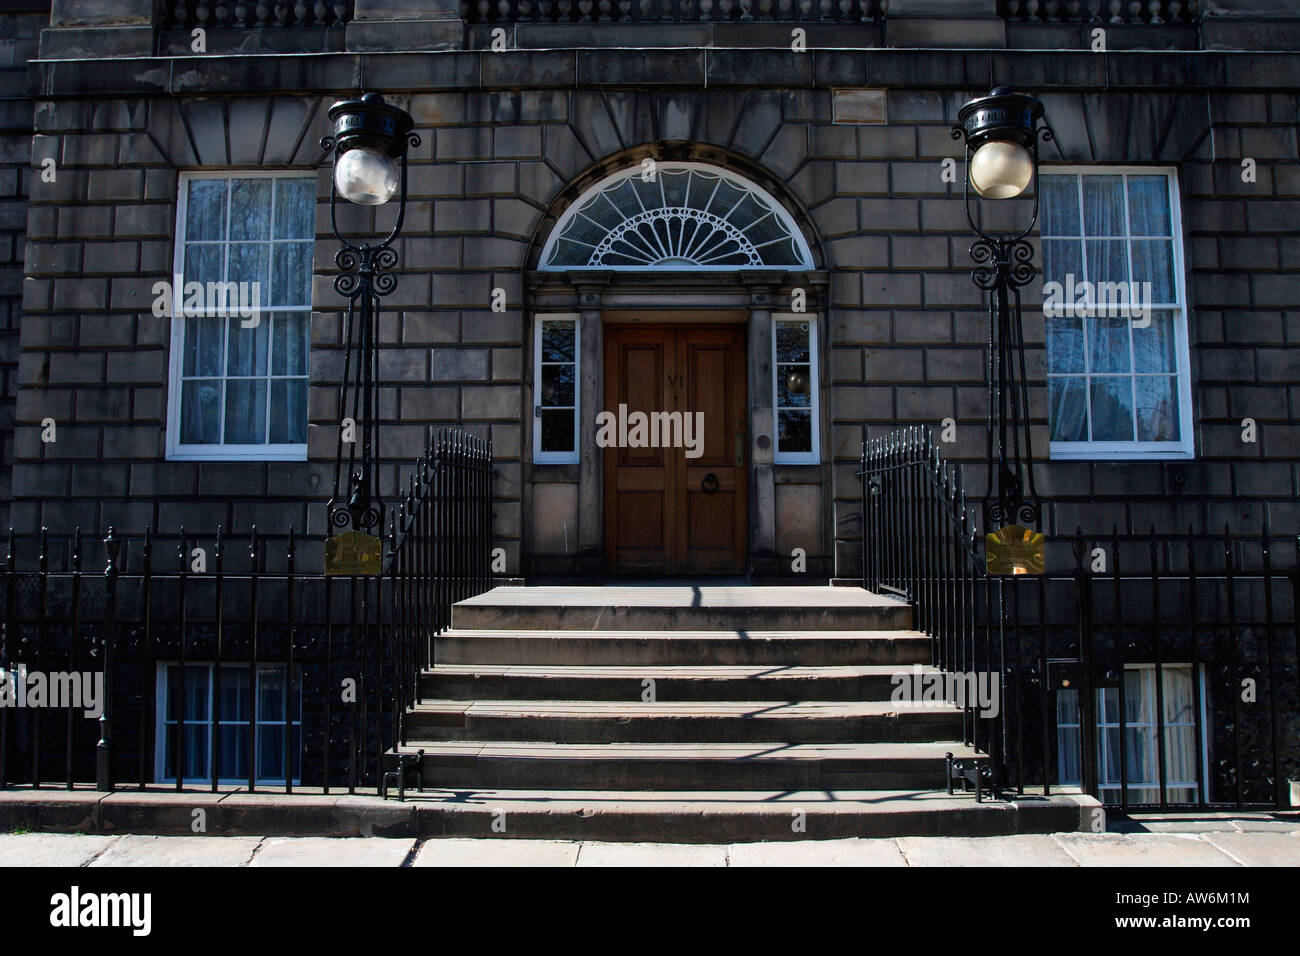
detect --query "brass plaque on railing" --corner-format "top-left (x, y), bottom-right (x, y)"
top-left (325, 530), bottom-right (382, 576)
top-left (985, 524), bottom-right (1045, 576)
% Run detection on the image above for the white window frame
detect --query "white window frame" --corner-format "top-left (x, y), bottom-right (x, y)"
top-left (532, 313), bottom-right (580, 465)
top-left (1039, 166), bottom-right (1194, 462)
top-left (166, 169), bottom-right (314, 462)
top-left (154, 662), bottom-right (302, 787)
top-left (1057, 662), bottom-right (1209, 805)
top-left (772, 313), bottom-right (821, 465)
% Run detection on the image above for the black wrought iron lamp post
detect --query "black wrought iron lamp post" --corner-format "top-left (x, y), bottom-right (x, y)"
top-left (951, 87), bottom-right (1052, 574)
top-left (320, 93), bottom-right (419, 575)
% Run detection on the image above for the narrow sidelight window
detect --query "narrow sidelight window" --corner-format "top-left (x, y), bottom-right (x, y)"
top-left (773, 316), bottom-right (819, 464)
top-left (1039, 168), bottom-right (1192, 460)
top-left (167, 171), bottom-right (315, 460)
top-left (533, 314), bottom-right (579, 464)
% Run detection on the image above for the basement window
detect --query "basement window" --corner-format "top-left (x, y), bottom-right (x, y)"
top-left (1056, 663), bottom-right (1208, 805)
top-left (155, 663), bottom-right (302, 787)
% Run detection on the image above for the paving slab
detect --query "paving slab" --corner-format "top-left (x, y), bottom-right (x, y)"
top-left (88, 835), bottom-right (262, 867)
top-left (1111, 818), bottom-right (1249, 833)
top-left (250, 836), bottom-right (415, 867)
top-left (1222, 815), bottom-right (1300, 832)
top-left (1202, 831), bottom-right (1300, 867)
top-left (575, 841), bottom-right (729, 867)
top-left (0, 788), bottom-right (105, 804)
top-left (896, 834), bottom-right (1078, 866)
top-left (0, 832), bottom-right (120, 867)
top-left (1053, 833), bottom-right (1239, 867)
top-left (5, 830), bottom-right (1300, 867)
top-left (1116, 811), bottom-right (1300, 833)
top-left (412, 838), bottom-right (581, 867)
top-left (727, 838), bottom-right (907, 866)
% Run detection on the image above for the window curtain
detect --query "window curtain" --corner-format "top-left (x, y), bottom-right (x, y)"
top-left (1056, 666), bottom-right (1200, 804)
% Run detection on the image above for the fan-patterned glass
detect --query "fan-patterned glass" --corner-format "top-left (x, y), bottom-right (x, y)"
top-left (543, 165), bottom-right (812, 270)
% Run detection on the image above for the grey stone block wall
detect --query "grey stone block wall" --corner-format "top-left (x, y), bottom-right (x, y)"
top-left (1024, 89), bottom-right (1300, 546)
top-left (10, 46), bottom-right (1300, 580)
top-left (15, 93), bottom-right (336, 546)
top-left (0, 12), bottom-right (44, 530)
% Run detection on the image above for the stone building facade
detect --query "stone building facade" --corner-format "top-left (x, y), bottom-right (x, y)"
top-left (0, 4), bottom-right (43, 531)
top-left (4, 1), bottom-right (1299, 582)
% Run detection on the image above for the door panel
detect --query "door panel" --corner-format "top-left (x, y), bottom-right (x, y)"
top-left (605, 329), bottom-right (673, 572)
top-left (605, 324), bottom-right (747, 575)
top-left (678, 328), bottom-right (746, 574)
top-left (622, 343), bottom-right (663, 465)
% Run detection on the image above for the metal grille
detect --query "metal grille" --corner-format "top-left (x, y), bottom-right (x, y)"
top-left (0, 427), bottom-right (493, 794)
top-left (861, 426), bottom-right (1299, 810)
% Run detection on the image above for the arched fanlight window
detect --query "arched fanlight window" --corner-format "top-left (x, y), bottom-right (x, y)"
top-left (540, 162), bottom-right (814, 270)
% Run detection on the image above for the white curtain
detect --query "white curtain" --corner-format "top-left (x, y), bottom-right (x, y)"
top-left (1057, 666), bottom-right (1200, 804)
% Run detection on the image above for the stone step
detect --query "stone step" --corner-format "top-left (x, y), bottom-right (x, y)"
top-left (404, 699), bottom-right (964, 744)
top-left (402, 585), bottom-right (1013, 835)
top-left (389, 789), bottom-right (1095, 842)
top-left (0, 786), bottom-right (1098, 842)
top-left (452, 585), bottom-right (912, 632)
top-left (420, 663), bottom-right (934, 702)
top-left (390, 741), bottom-right (973, 791)
top-left (435, 630), bottom-right (932, 667)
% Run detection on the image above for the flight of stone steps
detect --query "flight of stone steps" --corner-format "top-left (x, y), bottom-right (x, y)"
top-left (388, 586), bottom-right (1092, 841)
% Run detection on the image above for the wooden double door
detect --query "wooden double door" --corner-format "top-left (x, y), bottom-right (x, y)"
top-left (604, 324), bottom-right (748, 576)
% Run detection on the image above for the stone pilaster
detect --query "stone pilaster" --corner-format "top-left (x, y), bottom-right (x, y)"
top-left (745, 277), bottom-right (778, 577)
top-left (573, 275), bottom-right (609, 576)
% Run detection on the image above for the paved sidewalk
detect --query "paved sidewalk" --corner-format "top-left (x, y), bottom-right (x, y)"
top-left (2, 816), bottom-right (1297, 866)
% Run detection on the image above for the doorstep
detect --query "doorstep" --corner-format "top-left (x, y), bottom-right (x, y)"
top-left (0, 785), bottom-right (1103, 842)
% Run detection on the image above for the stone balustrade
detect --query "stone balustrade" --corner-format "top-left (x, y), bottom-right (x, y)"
top-left (464, 0), bottom-right (884, 22)
top-left (30, 0), bottom-right (1300, 58)
top-left (1002, 0), bottom-right (1199, 23)
top-left (160, 1), bottom-right (355, 28)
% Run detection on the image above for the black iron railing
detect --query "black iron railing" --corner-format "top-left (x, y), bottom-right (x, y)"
top-left (862, 427), bottom-right (1300, 810)
top-left (0, 427), bottom-right (493, 794)
top-left (464, 0), bottom-right (885, 23)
